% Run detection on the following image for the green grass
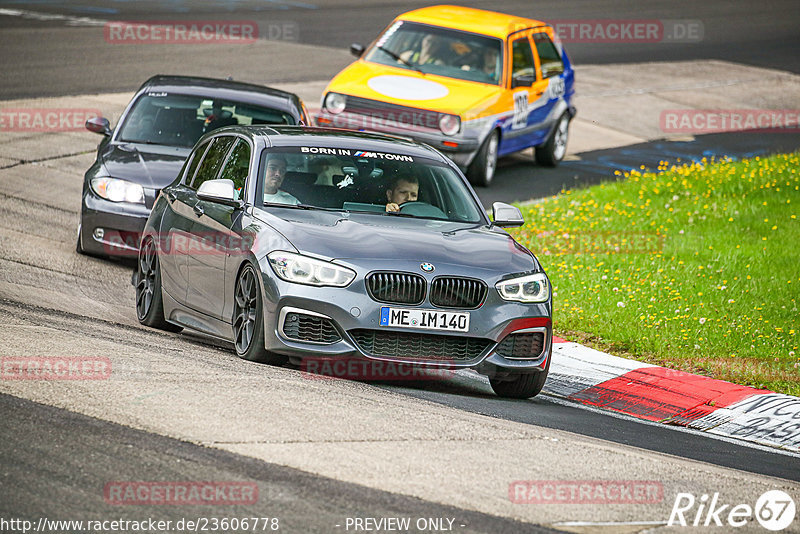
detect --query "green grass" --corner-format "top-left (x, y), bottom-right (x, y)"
top-left (509, 153), bottom-right (800, 395)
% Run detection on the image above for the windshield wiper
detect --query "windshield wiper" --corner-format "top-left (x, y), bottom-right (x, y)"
top-left (263, 203), bottom-right (345, 213)
top-left (375, 46), bottom-right (425, 76)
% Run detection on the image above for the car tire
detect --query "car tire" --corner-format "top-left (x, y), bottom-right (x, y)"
top-left (233, 264), bottom-right (288, 365)
top-left (135, 237), bottom-right (182, 332)
top-left (535, 112), bottom-right (569, 167)
top-left (489, 357), bottom-right (550, 399)
top-left (467, 129), bottom-right (499, 187)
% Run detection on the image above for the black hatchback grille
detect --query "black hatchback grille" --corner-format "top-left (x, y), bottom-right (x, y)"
top-left (495, 332), bottom-right (545, 359)
top-left (367, 272), bottom-right (426, 305)
top-left (430, 277), bottom-right (487, 309)
top-left (282, 312), bottom-right (342, 344)
top-left (349, 329), bottom-right (492, 362)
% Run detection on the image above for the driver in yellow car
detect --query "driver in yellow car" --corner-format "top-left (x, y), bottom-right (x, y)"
top-left (385, 174), bottom-right (419, 212)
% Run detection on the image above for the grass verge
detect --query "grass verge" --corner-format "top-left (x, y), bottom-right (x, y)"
top-left (509, 152), bottom-right (800, 395)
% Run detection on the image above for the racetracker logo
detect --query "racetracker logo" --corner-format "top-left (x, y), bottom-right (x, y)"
top-left (104, 20), bottom-right (260, 44)
top-left (661, 109), bottom-right (800, 134)
top-left (107, 231), bottom-right (256, 257)
top-left (668, 490), bottom-right (796, 530)
top-left (104, 481), bottom-right (259, 505)
top-left (544, 19), bottom-right (703, 43)
top-left (533, 230), bottom-right (664, 256)
top-left (0, 108), bottom-right (102, 132)
top-left (1, 357), bottom-right (111, 380)
top-left (509, 480), bottom-right (664, 504)
top-left (300, 359), bottom-right (457, 381)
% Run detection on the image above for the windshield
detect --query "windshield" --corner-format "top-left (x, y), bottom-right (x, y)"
top-left (255, 146), bottom-right (485, 224)
top-left (117, 93), bottom-right (297, 148)
top-left (364, 21), bottom-right (503, 85)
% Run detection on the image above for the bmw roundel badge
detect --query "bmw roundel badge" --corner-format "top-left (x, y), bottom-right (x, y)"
top-left (420, 262), bottom-right (435, 272)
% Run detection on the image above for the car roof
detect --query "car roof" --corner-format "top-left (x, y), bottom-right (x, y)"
top-left (398, 5), bottom-right (546, 39)
top-left (213, 125), bottom-right (451, 163)
top-left (137, 75), bottom-right (300, 110)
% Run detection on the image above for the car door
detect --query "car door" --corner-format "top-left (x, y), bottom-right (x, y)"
top-left (158, 139), bottom-right (211, 305)
top-left (184, 135), bottom-right (240, 319)
top-left (499, 31), bottom-right (553, 155)
top-left (531, 30), bottom-right (567, 135)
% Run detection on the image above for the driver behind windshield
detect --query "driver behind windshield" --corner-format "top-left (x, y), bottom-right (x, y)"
top-left (385, 174), bottom-right (419, 212)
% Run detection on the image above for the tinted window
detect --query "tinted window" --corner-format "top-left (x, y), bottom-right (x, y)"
top-left (255, 147), bottom-right (485, 224)
top-left (182, 140), bottom-right (210, 185)
top-left (117, 93), bottom-right (298, 148)
top-left (533, 33), bottom-right (564, 78)
top-left (218, 139), bottom-right (251, 198)
top-left (191, 136), bottom-right (236, 190)
top-left (364, 21), bottom-right (503, 85)
top-left (511, 37), bottom-right (536, 80)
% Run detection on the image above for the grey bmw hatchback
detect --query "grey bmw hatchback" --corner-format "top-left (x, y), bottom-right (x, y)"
top-left (136, 126), bottom-right (552, 398)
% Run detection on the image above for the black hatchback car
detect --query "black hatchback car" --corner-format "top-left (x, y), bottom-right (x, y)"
top-left (78, 75), bottom-right (309, 257)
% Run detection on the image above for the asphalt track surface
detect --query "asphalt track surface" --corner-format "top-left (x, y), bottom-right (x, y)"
top-left (1, 1), bottom-right (800, 532)
top-left (0, 394), bottom-right (557, 533)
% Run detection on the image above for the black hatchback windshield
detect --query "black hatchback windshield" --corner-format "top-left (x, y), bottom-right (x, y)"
top-left (256, 147), bottom-right (485, 224)
top-left (118, 93), bottom-right (297, 148)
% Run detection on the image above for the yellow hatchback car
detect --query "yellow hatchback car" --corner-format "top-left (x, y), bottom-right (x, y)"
top-left (317, 5), bottom-right (576, 186)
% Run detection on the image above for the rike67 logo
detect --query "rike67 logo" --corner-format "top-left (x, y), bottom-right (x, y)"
top-left (669, 490), bottom-right (796, 531)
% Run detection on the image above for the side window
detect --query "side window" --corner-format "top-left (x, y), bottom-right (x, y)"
top-left (511, 37), bottom-right (536, 80)
top-left (218, 139), bottom-right (251, 199)
top-left (191, 136), bottom-right (235, 190)
top-left (533, 33), bottom-right (564, 78)
top-left (182, 140), bottom-right (209, 185)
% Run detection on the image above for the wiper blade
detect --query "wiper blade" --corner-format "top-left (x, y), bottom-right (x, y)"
top-left (264, 203), bottom-right (344, 213)
top-left (375, 45), bottom-right (425, 75)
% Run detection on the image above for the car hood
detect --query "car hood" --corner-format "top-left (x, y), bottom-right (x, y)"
top-left (326, 61), bottom-right (503, 117)
top-left (253, 208), bottom-right (538, 274)
top-left (100, 143), bottom-right (191, 189)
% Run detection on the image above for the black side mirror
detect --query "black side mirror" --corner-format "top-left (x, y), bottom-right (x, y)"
top-left (350, 43), bottom-right (365, 58)
top-left (86, 116), bottom-right (111, 136)
top-left (511, 74), bottom-right (535, 89)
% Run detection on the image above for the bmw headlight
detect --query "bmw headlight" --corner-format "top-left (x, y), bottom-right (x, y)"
top-left (91, 177), bottom-right (145, 204)
top-left (268, 251), bottom-right (355, 287)
top-left (496, 272), bottom-right (550, 303)
top-left (438, 114), bottom-right (461, 136)
top-left (324, 92), bottom-right (347, 115)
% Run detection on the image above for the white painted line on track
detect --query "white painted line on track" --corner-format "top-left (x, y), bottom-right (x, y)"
top-left (0, 8), bottom-right (106, 26)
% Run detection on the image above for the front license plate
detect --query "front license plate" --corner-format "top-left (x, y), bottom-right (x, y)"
top-left (379, 307), bottom-right (470, 332)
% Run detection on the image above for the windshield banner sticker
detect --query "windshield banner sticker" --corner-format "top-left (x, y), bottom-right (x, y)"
top-left (300, 147), bottom-right (414, 162)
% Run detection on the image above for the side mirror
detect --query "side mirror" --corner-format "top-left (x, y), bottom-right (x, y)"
top-left (511, 73), bottom-right (535, 89)
top-left (86, 116), bottom-right (111, 136)
top-left (350, 43), bottom-right (365, 58)
top-left (491, 202), bottom-right (524, 227)
top-left (197, 179), bottom-right (243, 208)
